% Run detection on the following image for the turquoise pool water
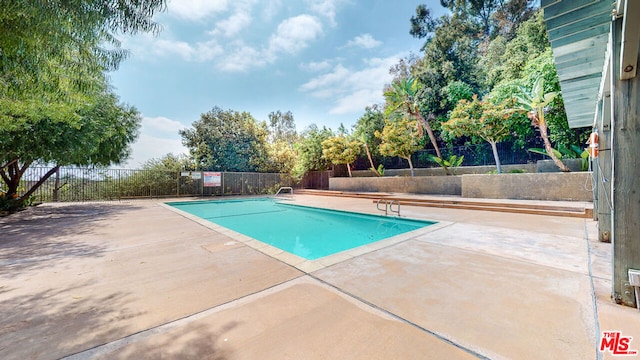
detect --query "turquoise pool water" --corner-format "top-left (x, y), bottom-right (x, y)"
top-left (167, 198), bottom-right (435, 260)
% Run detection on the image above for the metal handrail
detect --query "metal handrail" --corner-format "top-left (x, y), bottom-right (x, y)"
top-left (274, 186), bottom-right (293, 197)
top-left (388, 200), bottom-right (401, 216)
top-left (376, 199), bottom-right (401, 216)
top-left (376, 198), bottom-right (388, 215)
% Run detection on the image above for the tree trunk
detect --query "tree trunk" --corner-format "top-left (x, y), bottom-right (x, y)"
top-left (415, 112), bottom-right (443, 159)
top-left (364, 143), bottom-right (380, 176)
top-left (406, 156), bottom-right (415, 177)
top-left (490, 141), bottom-right (502, 173)
top-left (538, 121), bottom-right (570, 172)
top-left (346, 163), bottom-right (352, 177)
top-left (53, 167), bottom-right (61, 202)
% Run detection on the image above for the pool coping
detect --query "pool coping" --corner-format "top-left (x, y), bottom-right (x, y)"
top-left (160, 200), bottom-right (453, 273)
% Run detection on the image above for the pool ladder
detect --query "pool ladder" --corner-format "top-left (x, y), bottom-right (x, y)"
top-left (274, 186), bottom-right (293, 197)
top-left (376, 199), bottom-right (400, 216)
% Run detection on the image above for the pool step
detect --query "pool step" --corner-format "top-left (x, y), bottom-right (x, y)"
top-left (293, 189), bottom-right (593, 218)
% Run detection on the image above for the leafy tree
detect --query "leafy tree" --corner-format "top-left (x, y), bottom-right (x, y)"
top-left (410, 5), bottom-right (438, 48)
top-left (291, 124), bottom-right (333, 180)
top-left (479, 10), bottom-right (549, 88)
top-left (267, 140), bottom-right (297, 174)
top-left (376, 118), bottom-right (424, 177)
top-left (1, 86), bottom-right (142, 209)
top-left (492, 0), bottom-right (537, 40)
top-left (265, 110), bottom-right (298, 174)
top-left (440, 0), bottom-right (502, 38)
top-left (384, 77), bottom-right (443, 159)
top-left (512, 75), bottom-right (570, 172)
top-left (180, 107), bottom-right (270, 172)
top-left (0, 0), bottom-right (166, 211)
top-left (1, 0), bottom-right (165, 98)
top-left (142, 153), bottom-right (194, 172)
top-left (520, 48), bottom-right (589, 147)
top-left (353, 105), bottom-right (385, 176)
top-left (439, 0), bottom-right (535, 39)
top-left (267, 110), bottom-right (297, 145)
top-left (441, 80), bottom-right (475, 113)
top-left (321, 136), bottom-right (361, 177)
top-left (443, 95), bottom-right (520, 173)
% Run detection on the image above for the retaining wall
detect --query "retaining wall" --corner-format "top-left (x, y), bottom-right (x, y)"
top-left (329, 172), bottom-right (593, 201)
top-left (329, 176), bottom-right (461, 196)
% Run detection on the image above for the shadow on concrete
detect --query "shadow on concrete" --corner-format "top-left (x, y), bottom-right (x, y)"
top-left (0, 280), bottom-right (141, 360)
top-left (106, 322), bottom-right (239, 359)
top-left (0, 203), bottom-right (140, 274)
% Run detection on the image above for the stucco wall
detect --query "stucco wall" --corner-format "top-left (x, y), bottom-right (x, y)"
top-left (461, 172), bottom-right (593, 201)
top-left (329, 172), bottom-right (593, 201)
top-left (329, 176), bottom-right (462, 195)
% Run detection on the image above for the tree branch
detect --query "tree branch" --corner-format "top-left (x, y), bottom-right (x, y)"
top-left (19, 165), bottom-right (60, 205)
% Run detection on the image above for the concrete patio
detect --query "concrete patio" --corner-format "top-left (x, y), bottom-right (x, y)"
top-left (1, 194), bottom-right (639, 359)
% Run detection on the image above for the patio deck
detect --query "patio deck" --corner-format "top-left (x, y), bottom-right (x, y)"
top-left (0, 194), bottom-right (638, 359)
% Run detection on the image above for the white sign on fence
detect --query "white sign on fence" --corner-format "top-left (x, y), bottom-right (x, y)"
top-left (181, 171), bottom-right (202, 179)
top-left (203, 172), bottom-right (221, 187)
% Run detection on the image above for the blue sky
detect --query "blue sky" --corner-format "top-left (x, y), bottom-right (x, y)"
top-left (110, 0), bottom-right (445, 167)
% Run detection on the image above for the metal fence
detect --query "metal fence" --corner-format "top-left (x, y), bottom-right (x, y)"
top-left (359, 140), bottom-right (548, 170)
top-left (17, 167), bottom-right (294, 203)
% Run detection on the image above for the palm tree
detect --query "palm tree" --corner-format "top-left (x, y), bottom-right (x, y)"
top-left (384, 77), bottom-right (443, 159)
top-left (513, 75), bottom-right (570, 172)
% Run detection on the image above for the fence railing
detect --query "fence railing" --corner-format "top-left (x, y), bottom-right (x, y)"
top-left (16, 167), bottom-right (294, 203)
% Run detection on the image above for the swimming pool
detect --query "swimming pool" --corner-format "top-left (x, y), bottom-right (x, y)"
top-left (167, 198), bottom-right (435, 260)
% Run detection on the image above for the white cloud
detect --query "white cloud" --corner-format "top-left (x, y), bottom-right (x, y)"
top-left (125, 116), bottom-right (189, 167)
top-left (300, 60), bottom-right (332, 72)
top-left (262, 0), bottom-right (282, 20)
top-left (126, 135), bottom-right (188, 167)
top-left (124, 9), bottom-right (324, 72)
top-left (219, 43), bottom-right (268, 72)
top-left (217, 14), bottom-right (323, 72)
top-left (346, 34), bottom-right (382, 49)
top-left (142, 116), bottom-right (187, 136)
top-left (267, 15), bottom-right (323, 55)
top-left (299, 64), bottom-right (350, 98)
top-left (121, 32), bottom-right (223, 63)
top-left (299, 54), bottom-right (403, 114)
top-left (308, 0), bottom-right (338, 26)
top-left (167, 0), bottom-right (230, 20)
top-left (208, 10), bottom-right (252, 37)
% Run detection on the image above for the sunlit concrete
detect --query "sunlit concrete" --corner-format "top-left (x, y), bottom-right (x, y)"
top-left (0, 194), bottom-right (636, 359)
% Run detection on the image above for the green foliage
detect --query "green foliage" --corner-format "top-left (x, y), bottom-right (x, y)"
top-left (0, 0), bottom-right (165, 212)
top-left (512, 73), bottom-right (570, 171)
top-left (268, 110), bottom-right (297, 145)
top-left (479, 10), bottom-right (549, 88)
top-left (443, 95), bottom-right (519, 144)
top-left (0, 86), bottom-right (142, 210)
top-left (528, 147), bottom-right (562, 158)
top-left (443, 95), bottom-right (520, 173)
top-left (353, 106), bottom-right (385, 157)
top-left (384, 77), bottom-right (443, 159)
top-left (376, 118), bottom-right (424, 176)
top-left (180, 107), bottom-right (270, 172)
top-left (529, 145), bottom-right (590, 171)
top-left (0, 0), bottom-right (166, 98)
top-left (428, 154), bottom-right (464, 175)
top-left (441, 80), bottom-right (475, 112)
top-left (374, 164), bottom-right (385, 176)
top-left (291, 125), bottom-right (333, 180)
top-left (321, 136), bottom-right (361, 177)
